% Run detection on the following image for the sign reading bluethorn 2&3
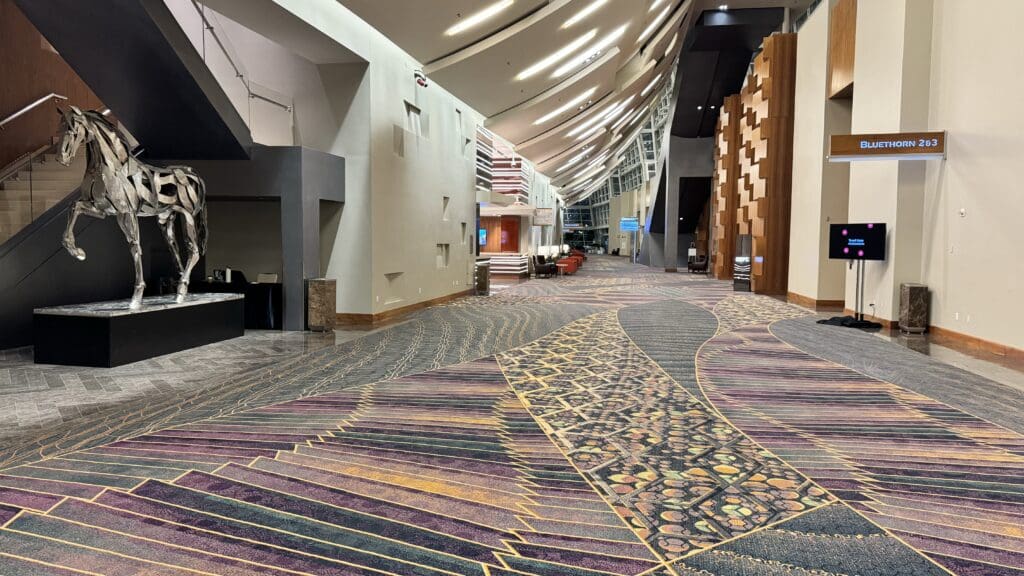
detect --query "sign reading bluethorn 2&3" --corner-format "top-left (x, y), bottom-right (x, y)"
top-left (829, 131), bottom-right (946, 162)
top-left (620, 217), bottom-right (640, 232)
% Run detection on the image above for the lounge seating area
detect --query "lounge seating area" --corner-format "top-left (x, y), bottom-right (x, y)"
top-left (530, 245), bottom-right (586, 277)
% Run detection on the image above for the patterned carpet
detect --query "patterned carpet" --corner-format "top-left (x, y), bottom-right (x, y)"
top-left (0, 256), bottom-right (1020, 575)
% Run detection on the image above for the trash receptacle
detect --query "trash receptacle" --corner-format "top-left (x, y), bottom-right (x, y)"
top-left (899, 283), bottom-right (929, 334)
top-left (475, 259), bottom-right (490, 296)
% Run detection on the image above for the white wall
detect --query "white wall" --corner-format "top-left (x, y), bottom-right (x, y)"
top-left (920, 0), bottom-right (1024, 348)
top-left (178, 0), bottom-right (523, 316)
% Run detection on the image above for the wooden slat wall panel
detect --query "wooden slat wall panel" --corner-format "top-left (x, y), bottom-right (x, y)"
top-left (712, 95), bottom-right (741, 279)
top-left (828, 0), bottom-right (856, 99)
top-left (736, 33), bottom-right (797, 295)
top-left (0, 0), bottom-right (103, 170)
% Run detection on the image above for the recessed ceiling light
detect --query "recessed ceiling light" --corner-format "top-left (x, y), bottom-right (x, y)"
top-left (445, 0), bottom-right (515, 36)
top-left (533, 87), bottom-right (598, 125)
top-left (719, 4), bottom-right (729, 11)
top-left (640, 73), bottom-right (663, 97)
top-left (516, 29), bottom-right (597, 80)
top-left (637, 5), bottom-right (671, 45)
top-left (562, 0), bottom-right (609, 29)
top-left (552, 24), bottom-right (629, 78)
top-left (697, 105), bottom-right (703, 110)
top-left (710, 105), bottom-right (716, 109)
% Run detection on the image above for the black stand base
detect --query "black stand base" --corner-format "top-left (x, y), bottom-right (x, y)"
top-left (33, 294), bottom-right (244, 367)
top-left (817, 315), bottom-right (883, 332)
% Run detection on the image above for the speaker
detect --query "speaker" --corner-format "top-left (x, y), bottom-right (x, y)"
top-left (899, 283), bottom-right (929, 333)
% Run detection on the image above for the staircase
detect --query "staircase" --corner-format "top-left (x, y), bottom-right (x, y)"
top-left (0, 146), bottom-right (85, 245)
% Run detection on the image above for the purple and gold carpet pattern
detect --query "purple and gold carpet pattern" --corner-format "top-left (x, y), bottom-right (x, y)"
top-left (0, 358), bottom-right (664, 575)
top-left (1, 258), bottom-right (1021, 575)
top-left (698, 323), bottom-right (1024, 575)
top-left (498, 311), bottom-right (833, 561)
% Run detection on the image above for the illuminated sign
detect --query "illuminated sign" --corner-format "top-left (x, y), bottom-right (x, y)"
top-left (829, 131), bottom-right (945, 162)
top-left (619, 217), bottom-right (639, 232)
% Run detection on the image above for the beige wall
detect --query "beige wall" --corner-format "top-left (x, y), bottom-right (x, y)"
top-left (788, 2), bottom-right (850, 302)
top-left (920, 0), bottom-right (1024, 349)
top-left (846, 0), bottom-right (931, 321)
top-left (790, 0), bottom-right (1023, 349)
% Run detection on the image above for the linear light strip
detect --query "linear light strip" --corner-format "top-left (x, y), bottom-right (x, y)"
top-left (567, 98), bottom-right (626, 138)
top-left (641, 73), bottom-right (662, 97)
top-left (445, 0), bottom-right (515, 36)
top-left (534, 87), bottom-right (597, 125)
top-left (637, 5), bottom-right (671, 45)
top-left (552, 24), bottom-right (629, 78)
top-left (576, 95), bottom-right (636, 140)
top-left (517, 29), bottom-right (597, 80)
top-left (562, 0), bottom-right (609, 28)
top-left (555, 145), bottom-right (595, 173)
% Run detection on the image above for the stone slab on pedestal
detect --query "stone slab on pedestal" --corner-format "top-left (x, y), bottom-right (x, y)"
top-left (33, 293), bottom-right (244, 367)
top-left (306, 278), bottom-right (336, 332)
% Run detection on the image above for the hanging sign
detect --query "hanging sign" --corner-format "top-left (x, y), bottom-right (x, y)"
top-left (534, 208), bottom-right (554, 226)
top-left (829, 131), bottom-right (946, 162)
top-left (620, 217), bottom-right (640, 232)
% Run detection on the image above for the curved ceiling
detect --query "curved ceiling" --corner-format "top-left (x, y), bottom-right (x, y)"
top-left (339, 0), bottom-right (691, 186)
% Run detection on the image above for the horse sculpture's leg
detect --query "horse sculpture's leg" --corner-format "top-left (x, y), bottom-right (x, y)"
top-left (158, 213), bottom-right (185, 279)
top-left (116, 213), bottom-right (146, 309)
top-left (175, 211), bottom-right (201, 303)
top-left (62, 201), bottom-right (105, 261)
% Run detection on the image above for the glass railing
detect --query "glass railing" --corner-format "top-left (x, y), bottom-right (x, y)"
top-left (164, 0), bottom-right (294, 145)
top-left (0, 142), bottom-right (85, 245)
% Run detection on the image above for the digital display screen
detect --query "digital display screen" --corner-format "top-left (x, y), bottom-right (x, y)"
top-left (829, 223), bottom-right (886, 260)
top-left (478, 228), bottom-right (487, 246)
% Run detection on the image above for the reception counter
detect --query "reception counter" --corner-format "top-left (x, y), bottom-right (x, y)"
top-left (482, 253), bottom-right (529, 278)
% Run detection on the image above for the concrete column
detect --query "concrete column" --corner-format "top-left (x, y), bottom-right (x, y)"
top-left (663, 160), bottom-right (679, 272)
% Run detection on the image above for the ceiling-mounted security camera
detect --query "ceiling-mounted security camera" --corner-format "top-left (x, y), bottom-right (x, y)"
top-left (414, 70), bottom-right (429, 88)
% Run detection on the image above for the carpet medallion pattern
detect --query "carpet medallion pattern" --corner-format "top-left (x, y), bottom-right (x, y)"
top-left (497, 311), bottom-right (832, 560)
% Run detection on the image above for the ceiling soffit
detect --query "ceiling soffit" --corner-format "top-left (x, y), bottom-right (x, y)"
top-left (338, 0), bottom-right (692, 182)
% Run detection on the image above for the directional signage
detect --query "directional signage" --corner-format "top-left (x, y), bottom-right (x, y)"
top-left (829, 131), bottom-right (946, 162)
top-left (620, 217), bottom-right (640, 232)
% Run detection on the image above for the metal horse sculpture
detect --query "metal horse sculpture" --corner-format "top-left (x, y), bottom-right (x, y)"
top-left (56, 107), bottom-right (208, 309)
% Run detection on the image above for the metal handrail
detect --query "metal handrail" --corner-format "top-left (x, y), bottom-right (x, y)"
top-left (0, 93), bottom-right (68, 131)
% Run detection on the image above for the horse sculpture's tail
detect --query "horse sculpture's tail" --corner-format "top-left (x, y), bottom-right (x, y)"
top-left (195, 177), bottom-right (208, 255)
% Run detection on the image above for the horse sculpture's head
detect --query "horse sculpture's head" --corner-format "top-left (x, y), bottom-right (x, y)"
top-left (57, 106), bottom-right (88, 167)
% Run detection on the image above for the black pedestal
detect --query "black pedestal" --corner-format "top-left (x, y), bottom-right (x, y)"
top-left (33, 294), bottom-right (245, 367)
